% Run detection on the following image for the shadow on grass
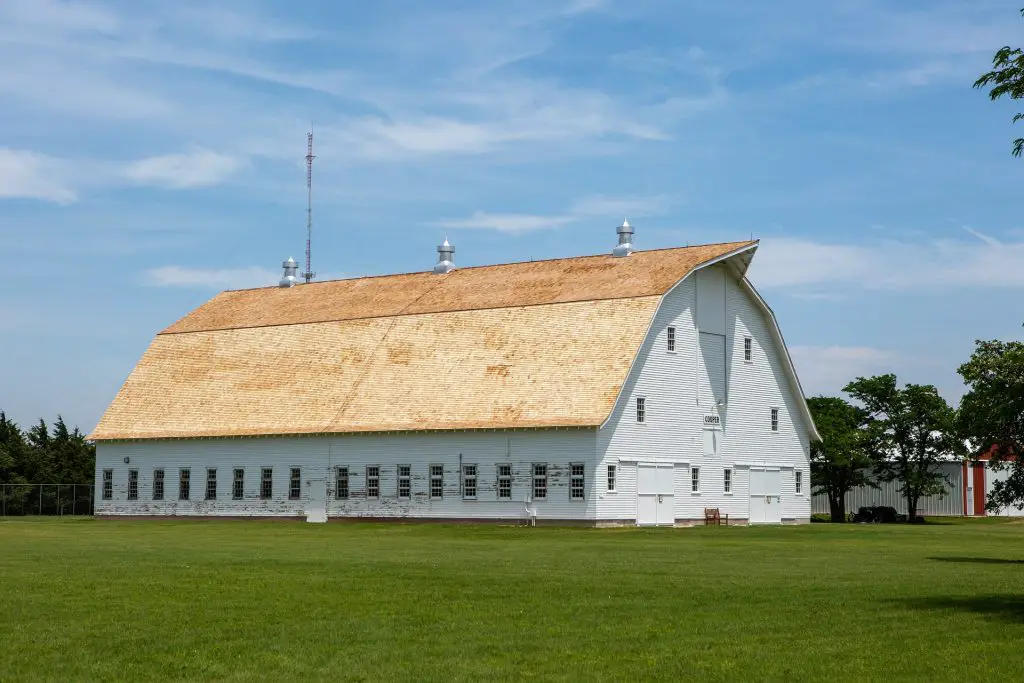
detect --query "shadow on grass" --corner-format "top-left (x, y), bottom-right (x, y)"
top-left (903, 595), bottom-right (1024, 624)
top-left (929, 556), bottom-right (1024, 565)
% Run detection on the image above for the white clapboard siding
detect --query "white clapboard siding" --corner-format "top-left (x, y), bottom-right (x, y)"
top-left (698, 332), bottom-right (727, 407)
top-left (94, 430), bottom-right (599, 521)
top-left (597, 263), bottom-right (811, 524)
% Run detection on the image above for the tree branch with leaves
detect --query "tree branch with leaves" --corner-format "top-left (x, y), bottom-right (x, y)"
top-left (974, 8), bottom-right (1024, 157)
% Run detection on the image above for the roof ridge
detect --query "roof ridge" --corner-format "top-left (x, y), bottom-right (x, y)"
top-left (221, 240), bottom-right (757, 293)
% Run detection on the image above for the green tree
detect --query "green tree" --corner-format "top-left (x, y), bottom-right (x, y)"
top-left (957, 335), bottom-right (1024, 512)
top-left (807, 396), bottom-right (873, 523)
top-left (974, 8), bottom-right (1024, 157)
top-left (844, 374), bottom-right (962, 522)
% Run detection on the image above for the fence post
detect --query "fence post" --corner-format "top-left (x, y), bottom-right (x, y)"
top-left (89, 486), bottom-right (93, 516)
top-left (57, 484), bottom-right (60, 517)
top-left (39, 484), bottom-right (42, 516)
top-left (72, 485), bottom-right (76, 516)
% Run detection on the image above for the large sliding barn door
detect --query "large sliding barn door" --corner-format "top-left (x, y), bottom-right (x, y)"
top-left (749, 468), bottom-right (782, 525)
top-left (637, 464), bottom-right (675, 526)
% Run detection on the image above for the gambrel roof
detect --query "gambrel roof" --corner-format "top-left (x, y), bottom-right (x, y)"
top-left (90, 242), bottom-right (760, 441)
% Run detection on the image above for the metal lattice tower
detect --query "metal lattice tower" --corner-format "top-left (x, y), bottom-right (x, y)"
top-left (302, 129), bottom-right (316, 283)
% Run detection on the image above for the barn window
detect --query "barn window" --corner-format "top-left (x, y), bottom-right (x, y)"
top-left (667, 326), bottom-right (676, 352)
top-left (744, 337), bottom-right (752, 362)
top-left (260, 468), bottom-right (273, 500)
top-left (497, 464), bottom-right (512, 499)
top-left (206, 469), bottom-right (217, 500)
top-left (607, 465), bottom-right (616, 492)
top-left (430, 465), bottom-right (444, 499)
top-left (636, 397), bottom-right (646, 424)
top-left (691, 467), bottom-right (701, 493)
top-left (336, 467), bottom-right (349, 500)
top-left (102, 469), bottom-right (113, 500)
top-left (771, 407), bottom-right (779, 432)
top-left (532, 464), bottom-right (547, 500)
top-left (232, 469), bottom-right (244, 500)
top-left (795, 470), bottom-right (803, 495)
top-left (127, 469), bottom-right (138, 501)
top-left (570, 463), bottom-right (585, 500)
top-left (289, 468), bottom-right (301, 500)
top-left (463, 464), bottom-right (477, 499)
top-left (366, 466), bottom-right (380, 499)
top-left (724, 468), bottom-right (732, 494)
top-left (153, 469), bottom-right (164, 500)
top-left (398, 465), bottom-right (411, 499)
top-left (179, 469), bottom-right (190, 500)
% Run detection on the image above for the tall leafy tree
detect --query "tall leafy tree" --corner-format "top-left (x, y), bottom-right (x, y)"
top-left (844, 375), bottom-right (962, 522)
top-left (974, 8), bottom-right (1024, 157)
top-left (957, 335), bottom-right (1024, 512)
top-left (807, 396), bottom-right (873, 522)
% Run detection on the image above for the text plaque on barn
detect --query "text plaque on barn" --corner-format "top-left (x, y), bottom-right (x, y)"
top-left (703, 414), bottom-right (721, 427)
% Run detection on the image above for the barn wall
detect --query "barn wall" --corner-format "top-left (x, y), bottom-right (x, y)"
top-left (597, 262), bottom-right (811, 524)
top-left (810, 462), bottom-right (964, 516)
top-left (985, 463), bottom-right (1024, 517)
top-left (94, 430), bottom-right (598, 521)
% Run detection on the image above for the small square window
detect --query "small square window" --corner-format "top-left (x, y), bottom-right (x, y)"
top-left (336, 467), bottom-right (349, 500)
top-left (497, 464), bottom-right (512, 499)
top-left (463, 464), bottom-right (477, 499)
top-left (636, 397), bottom-right (646, 424)
top-left (607, 464), bottom-right (616, 492)
top-left (533, 464), bottom-right (547, 500)
top-left (795, 470), bottom-right (803, 495)
top-left (771, 407), bottom-right (779, 432)
top-left (366, 466), bottom-right (380, 499)
top-left (260, 468), bottom-right (273, 500)
top-left (570, 463), bottom-right (585, 500)
top-left (430, 465), bottom-right (444, 499)
top-left (206, 468), bottom-right (217, 501)
top-left (233, 468), bottom-right (244, 500)
top-left (398, 465), bottom-right (411, 499)
top-left (289, 468), bottom-right (301, 501)
top-left (724, 468), bottom-right (732, 494)
top-left (744, 337), bottom-right (752, 362)
top-left (102, 469), bottom-right (113, 500)
top-left (152, 469), bottom-right (164, 501)
top-left (179, 469), bottom-right (191, 501)
top-left (127, 469), bottom-right (138, 501)
top-left (667, 326), bottom-right (676, 352)
top-left (691, 467), bottom-right (701, 493)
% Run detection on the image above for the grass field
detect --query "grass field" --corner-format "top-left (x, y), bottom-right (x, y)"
top-left (1, 519), bottom-right (1023, 682)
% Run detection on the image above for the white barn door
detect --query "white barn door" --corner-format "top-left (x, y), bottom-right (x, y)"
top-left (637, 464), bottom-right (675, 526)
top-left (749, 468), bottom-right (782, 524)
top-left (305, 478), bottom-right (327, 523)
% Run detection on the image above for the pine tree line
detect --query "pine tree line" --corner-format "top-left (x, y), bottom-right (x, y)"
top-left (0, 412), bottom-right (96, 515)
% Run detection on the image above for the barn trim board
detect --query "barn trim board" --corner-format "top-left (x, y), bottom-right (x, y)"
top-left (91, 227), bottom-right (817, 525)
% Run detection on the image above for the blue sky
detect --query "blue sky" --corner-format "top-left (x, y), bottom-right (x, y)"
top-left (1, 0), bottom-right (1022, 432)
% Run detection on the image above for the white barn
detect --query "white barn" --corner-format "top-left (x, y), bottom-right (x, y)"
top-left (90, 223), bottom-right (819, 525)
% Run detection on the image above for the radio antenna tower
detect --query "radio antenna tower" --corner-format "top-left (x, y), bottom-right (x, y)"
top-left (302, 128), bottom-right (316, 283)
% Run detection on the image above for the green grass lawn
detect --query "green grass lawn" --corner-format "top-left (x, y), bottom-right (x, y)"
top-left (1, 519), bottom-right (1023, 682)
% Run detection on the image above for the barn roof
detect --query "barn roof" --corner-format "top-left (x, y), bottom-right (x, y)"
top-left (90, 241), bottom-right (756, 441)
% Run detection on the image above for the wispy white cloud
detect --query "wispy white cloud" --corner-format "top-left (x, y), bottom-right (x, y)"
top-left (145, 265), bottom-right (278, 290)
top-left (126, 149), bottom-right (243, 189)
top-left (435, 211), bottom-right (577, 234)
top-left (435, 194), bottom-right (673, 234)
top-left (0, 148), bottom-right (76, 203)
top-left (750, 228), bottom-right (1024, 291)
top-left (791, 345), bottom-right (896, 397)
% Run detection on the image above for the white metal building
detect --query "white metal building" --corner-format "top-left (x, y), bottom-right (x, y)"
top-left (90, 222), bottom-right (819, 525)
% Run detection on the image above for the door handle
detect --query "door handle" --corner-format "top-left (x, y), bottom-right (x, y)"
top-left (657, 494), bottom-right (663, 503)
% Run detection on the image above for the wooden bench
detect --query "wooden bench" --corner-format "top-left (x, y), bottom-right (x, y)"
top-left (704, 508), bottom-right (728, 526)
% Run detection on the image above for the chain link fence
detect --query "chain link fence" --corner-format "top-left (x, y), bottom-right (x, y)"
top-left (1, 484), bottom-right (94, 517)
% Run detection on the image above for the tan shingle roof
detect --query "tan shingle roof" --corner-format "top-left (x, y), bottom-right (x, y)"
top-left (91, 242), bottom-right (756, 440)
